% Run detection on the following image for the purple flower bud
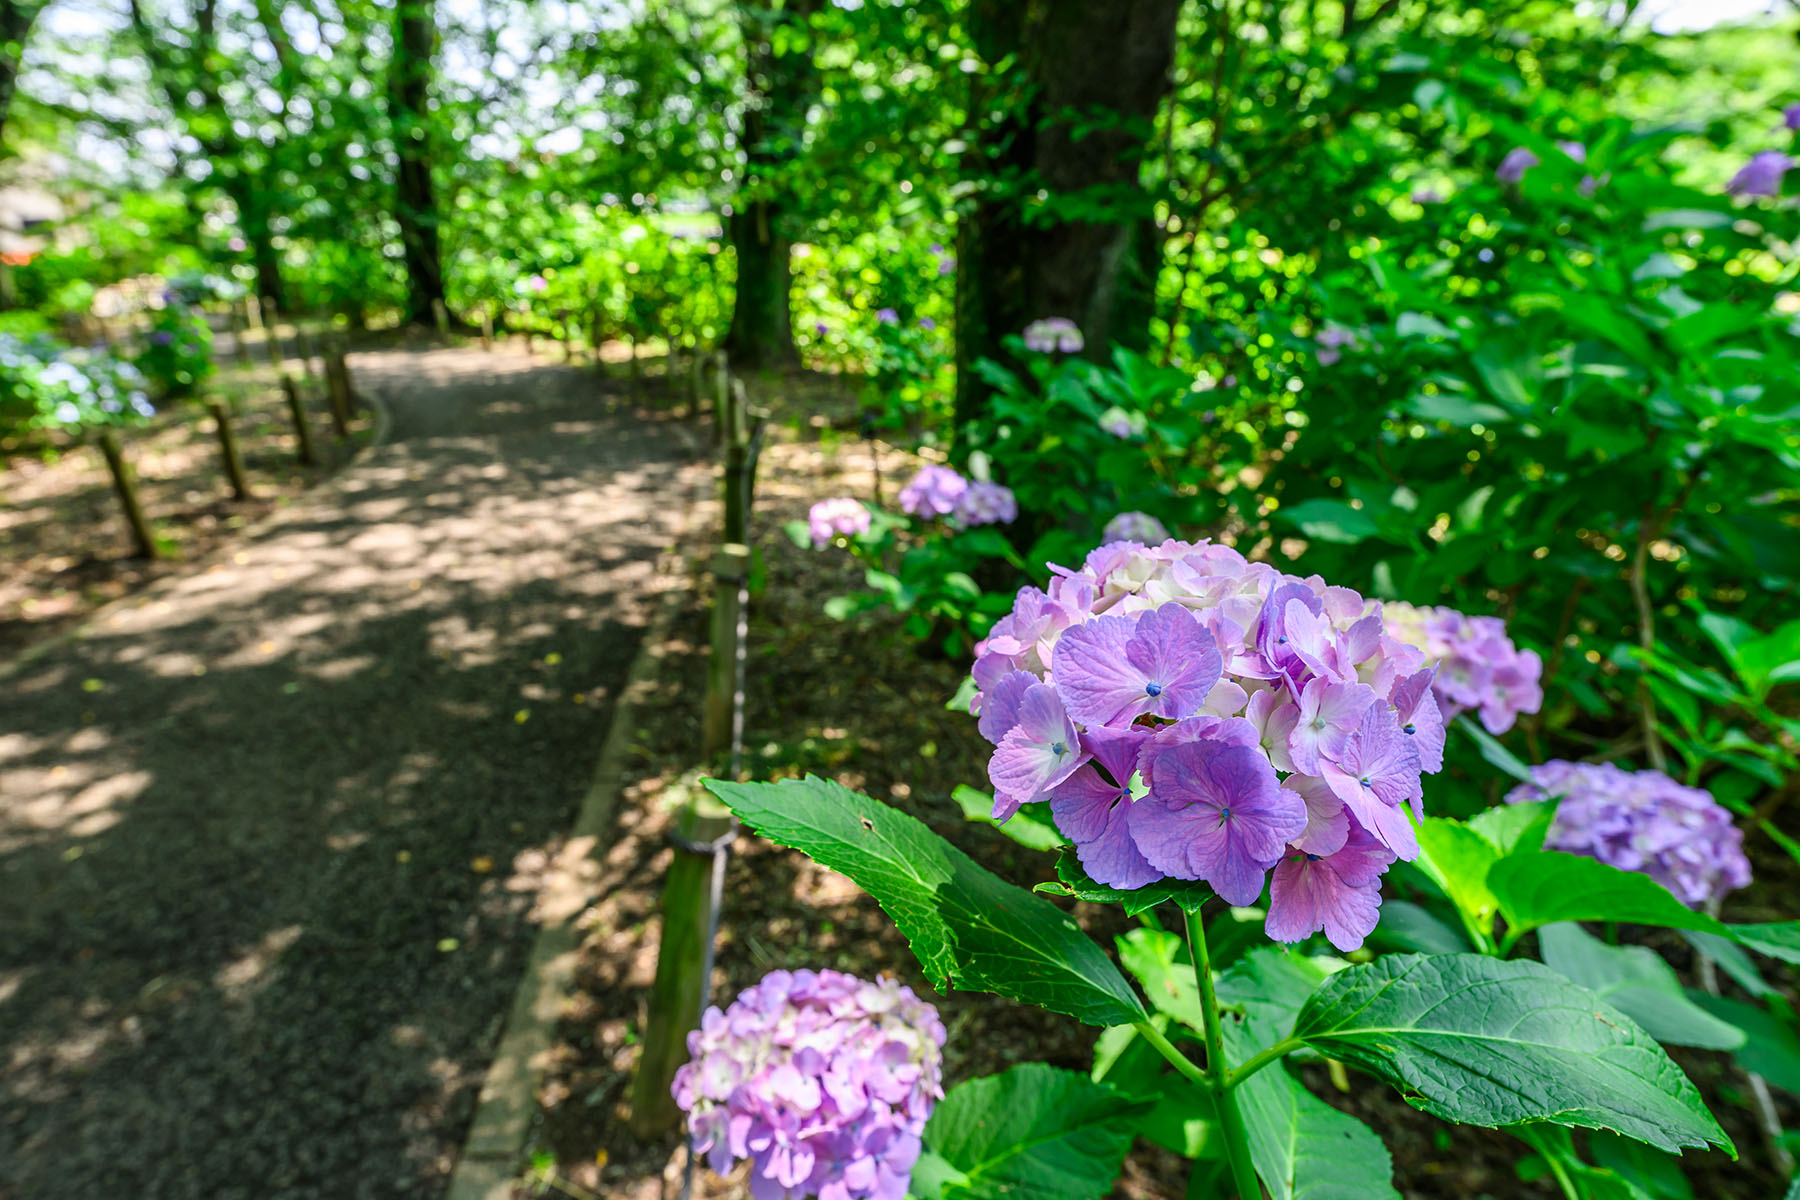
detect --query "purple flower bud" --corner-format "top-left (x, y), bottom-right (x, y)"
top-left (1556, 140), bottom-right (1586, 164)
top-left (918, 317), bottom-right (936, 331)
top-left (1506, 762), bottom-right (1751, 906)
top-left (1496, 146), bottom-right (1539, 185)
top-left (875, 307), bottom-right (899, 325)
top-left (815, 322), bottom-right (829, 337)
top-left (1729, 150), bottom-right (1792, 198)
top-left (1784, 103), bottom-right (1800, 132)
top-left (673, 968), bottom-right (946, 1200)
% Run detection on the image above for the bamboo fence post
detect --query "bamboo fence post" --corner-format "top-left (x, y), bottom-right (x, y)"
top-left (206, 398), bottom-right (252, 500)
top-left (96, 430), bottom-right (158, 559)
top-left (281, 373), bottom-right (318, 466)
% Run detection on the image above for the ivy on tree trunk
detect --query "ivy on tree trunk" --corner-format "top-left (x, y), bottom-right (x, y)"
top-left (723, 0), bottom-right (821, 369)
top-left (953, 0), bottom-right (1181, 440)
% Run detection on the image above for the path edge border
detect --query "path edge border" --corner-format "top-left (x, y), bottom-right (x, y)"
top-left (445, 420), bottom-right (710, 1200)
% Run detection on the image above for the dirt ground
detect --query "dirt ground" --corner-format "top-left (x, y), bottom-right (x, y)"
top-left (526, 370), bottom-right (1791, 1200)
top-left (0, 342), bottom-right (704, 1200)
top-left (0, 325), bottom-right (374, 660)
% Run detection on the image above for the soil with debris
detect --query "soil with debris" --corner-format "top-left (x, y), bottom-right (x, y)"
top-left (0, 341), bottom-right (703, 1200)
top-left (530, 369), bottom-right (1789, 1200)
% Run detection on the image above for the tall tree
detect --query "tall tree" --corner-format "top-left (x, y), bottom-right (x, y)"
top-left (390, 0), bottom-right (445, 325)
top-left (127, 0), bottom-right (288, 307)
top-left (953, 0), bottom-right (1182, 432)
top-left (0, 0), bottom-right (44, 145)
top-left (723, 0), bottom-right (822, 369)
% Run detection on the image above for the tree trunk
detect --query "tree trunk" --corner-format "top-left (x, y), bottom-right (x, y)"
top-left (954, 0), bottom-right (1181, 436)
top-left (390, 0), bottom-right (445, 327)
top-left (722, 0), bottom-right (821, 369)
top-left (725, 201), bottom-right (794, 369)
top-left (0, 1), bottom-right (45, 145)
top-left (96, 431), bottom-right (158, 559)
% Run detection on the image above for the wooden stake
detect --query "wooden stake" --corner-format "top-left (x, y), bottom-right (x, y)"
top-left (627, 790), bottom-right (735, 1137)
top-left (96, 430), bottom-right (158, 559)
top-left (207, 399), bottom-right (252, 500)
top-left (431, 298), bottom-right (450, 338)
top-left (480, 306), bottom-right (494, 351)
top-left (325, 349), bottom-right (353, 438)
top-left (281, 373), bottom-right (318, 466)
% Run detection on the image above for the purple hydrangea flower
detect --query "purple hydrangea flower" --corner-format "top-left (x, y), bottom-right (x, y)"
top-left (1496, 147), bottom-right (1539, 185)
top-left (1556, 140), bottom-right (1587, 164)
top-left (918, 317), bottom-right (937, 331)
top-left (1505, 761), bottom-right (1751, 907)
top-left (816, 322), bottom-right (830, 337)
top-left (673, 968), bottom-right (946, 1200)
top-left (1022, 317), bottom-right (1083, 354)
top-left (896, 464), bottom-right (968, 519)
top-left (1411, 187), bottom-right (1445, 205)
top-left (875, 307), bottom-right (900, 326)
top-left (966, 538), bottom-right (1449, 948)
top-left (808, 497), bottom-right (871, 547)
top-left (1380, 602), bottom-right (1542, 734)
top-left (952, 479), bottom-right (1016, 527)
top-left (937, 258), bottom-right (955, 276)
top-left (529, 274), bottom-right (548, 293)
top-left (1729, 150), bottom-right (1792, 198)
top-left (1786, 103), bottom-right (1800, 132)
top-left (1050, 726), bottom-right (1161, 889)
top-left (1101, 512), bottom-right (1170, 545)
top-left (1265, 821), bottom-right (1395, 951)
top-left (988, 680), bottom-right (1085, 819)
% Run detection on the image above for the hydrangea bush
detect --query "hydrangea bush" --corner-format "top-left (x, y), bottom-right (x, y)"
top-left (673, 969), bottom-right (945, 1200)
top-left (1507, 761), bottom-right (1751, 907)
top-left (1379, 602), bottom-right (1542, 734)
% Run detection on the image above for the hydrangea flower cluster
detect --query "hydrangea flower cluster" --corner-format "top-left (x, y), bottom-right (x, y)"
top-left (969, 538), bottom-right (1448, 951)
top-left (808, 498), bottom-right (871, 547)
top-left (955, 480), bottom-right (1017, 527)
top-left (673, 969), bottom-right (946, 1200)
top-left (1101, 511), bottom-right (1170, 545)
top-left (1022, 317), bottom-right (1083, 354)
top-left (1504, 761), bottom-right (1751, 907)
top-left (896, 465), bottom-right (1015, 527)
top-left (897, 465), bottom-right (967, 519)
top-left (1378, 602), bottom-right (1543, 734)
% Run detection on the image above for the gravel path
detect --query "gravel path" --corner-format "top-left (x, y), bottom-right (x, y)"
top-left (0, 346), bottom-right (701, 1200)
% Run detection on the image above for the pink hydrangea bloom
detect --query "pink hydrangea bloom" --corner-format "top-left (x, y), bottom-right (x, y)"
top-left (673, 969), bottom-right (946, 1200)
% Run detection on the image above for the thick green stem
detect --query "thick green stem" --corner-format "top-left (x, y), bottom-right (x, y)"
top-left (1225, 1037), bottom-right (1304, 1091)
top-left (1188, 908), bottom-right (1264, 1200)
top-left (1131, 1019), bottom-right (1210, 1090)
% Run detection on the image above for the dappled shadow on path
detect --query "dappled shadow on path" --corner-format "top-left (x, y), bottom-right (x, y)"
top-left (0, 347), bottom-right (702, 1200)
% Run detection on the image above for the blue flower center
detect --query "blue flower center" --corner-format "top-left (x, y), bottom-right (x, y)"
top-left (1403, 723), bottom-right (1416, 735)
top-left (1051, 742), bottom-right (1067, 757)
top-left (1218, 806), bottom-right (1232, 819)
top-left (1144, 682), bottom-right (1163, 697)
top-left (1276, 634), bottom-right (1289, 645)
top-left (1360, 776), bottom-right (1373, 788)
top-left (1306, 853), bottom-right (1321, 862)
